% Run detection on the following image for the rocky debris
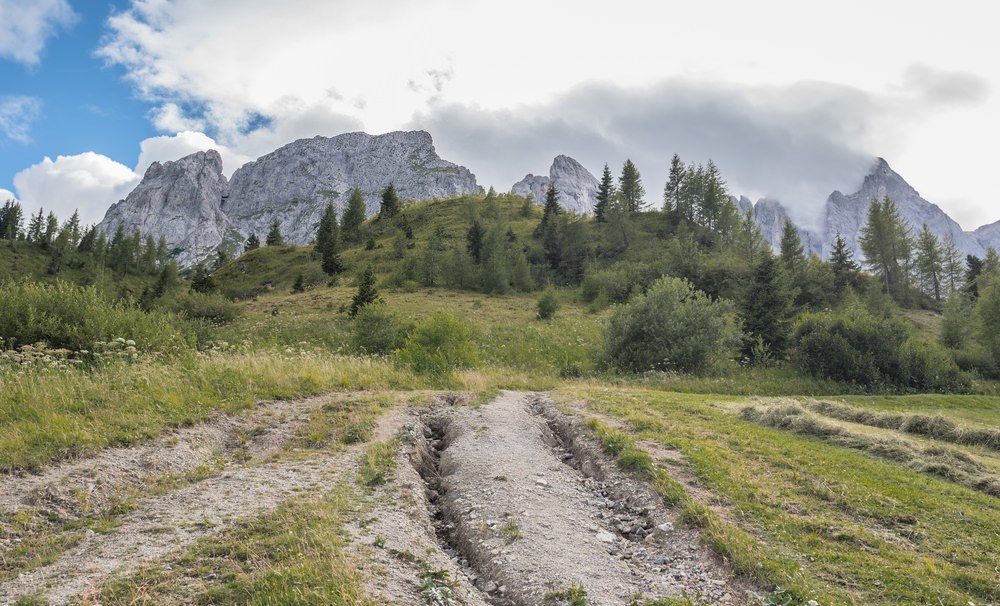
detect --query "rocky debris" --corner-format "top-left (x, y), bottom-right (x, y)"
top-left (412, 391), bottom-right (751, 606)
top-left (96, 150), bottom-right (239, 268)
top-left (511, 155), bottom-right (599, 214)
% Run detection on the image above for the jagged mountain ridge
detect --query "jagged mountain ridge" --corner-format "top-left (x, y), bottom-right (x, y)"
top-left (98, 150), bottom-right (240, 268)
top-left (97, 131), bottom-right (479, 266)
top-left (511, 155), bottom-right (599, 214)
top-left (744, 158), bottom-right (994, 260)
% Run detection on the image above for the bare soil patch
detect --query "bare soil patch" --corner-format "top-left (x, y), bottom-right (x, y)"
top-left (409, 391), bottom-right (751, 605)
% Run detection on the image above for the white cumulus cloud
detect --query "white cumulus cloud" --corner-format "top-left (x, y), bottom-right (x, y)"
top-left (13, 152), bottom-right (140, 226)
top-left (0, 95), bottom-right (41, 143)
top-left (0, 188), bottom-right (16, 202)
top-left (0, 0), bottom-right (77, 65)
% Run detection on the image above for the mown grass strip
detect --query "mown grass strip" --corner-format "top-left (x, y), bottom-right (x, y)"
top-left (741, 403), bottom-right (1000, 497)
top-left (805, 399), bottom-right (1000, 452)
top-left (568, 387), bottom-right (1000, 606)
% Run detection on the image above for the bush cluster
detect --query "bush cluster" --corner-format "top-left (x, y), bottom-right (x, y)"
top-left (793, 306), bottom-right (969, 392)
top-left (603, 276), bottom-right (739, 374)
top-left (396, 311), bottom-right (479, 376)
top-left (0, 280), bottom-right (192, 353)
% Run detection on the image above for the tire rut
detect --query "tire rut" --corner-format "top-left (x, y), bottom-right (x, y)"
top-left (412, 391), bottom-right (752, 606)
top-left (0, 399), bottom-right (408, 606)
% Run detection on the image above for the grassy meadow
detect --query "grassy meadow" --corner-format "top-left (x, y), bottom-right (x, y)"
top-left (3, 194), bottom-right (1000, 605)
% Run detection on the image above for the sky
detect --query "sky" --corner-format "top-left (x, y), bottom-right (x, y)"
top-left (1, 0), bottom-right (998, 230)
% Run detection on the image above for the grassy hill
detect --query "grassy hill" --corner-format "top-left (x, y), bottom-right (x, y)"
top-left (2, 192), bottom-right (1000, 605)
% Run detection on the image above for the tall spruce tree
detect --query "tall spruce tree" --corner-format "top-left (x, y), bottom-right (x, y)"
top-left (315, 203), bottom-right (344, 275)
top-left (379, 183), bottom-right (401, 220)
top-left (663, 154), bottom-right (684, 213)
top-left (594, 163), bottom-right (614, 223)
top-left (265, 220), bottom-right (284, 246)
top-left (342, 187), bottom-right (366, 243)
top-left (829, 232), bottom-right (861, 294)
top-left (741, 250), bottom-right (794, 363)
top-left (618, 159), bottom-right (645, 213)
top-left (466, 218), bottom-right (485, 264)
top-left (536, 182), bottom-right (562, 236)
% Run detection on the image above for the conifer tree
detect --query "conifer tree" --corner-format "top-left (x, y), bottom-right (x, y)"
top-left (663, 154), bottom-right (684, 213)
top-left (63, 211), bottom-right (81, 247)
top-left (42, 212), bottom-right (59, 249)
top-left (859, 195), bottom-right (912, 300)
top-left (315, 203), bottom-right (343, 275)
top-left (618, 159), bottom-right (645, 213)
top-left (479, 224), bottom-right (509, 294)
top-left (245, 233), bottom-right (260, 251)
top-left (342, 187), bottom-right (366, 243)
top-left (779, 219), bottom-right (805, 275)
top-left (741, 250), bottom-right (794, 363)
top-left (941, 235), bottom-right (963, 295)
top-left (27, 208), bottom-right (44, 242)
top-left (466, 218), bottom-right (485, 264)
top-left (77, 225), bottom-right (97, 253)
top-left (914, 223), bottom-right (943, 301)
top-left (734, 208), bottom-right (766, 266)
top-left (0, 200), bottom-right (23, 240)
top-left (536, 182), bottom-right (562, 236)
top-left (156, 235), bottom-right (169, 267)
top-left (829, 232), bottom-right (860, 294)
top-left (594, 163), bottom-right (614, 223)
top-left (190, 264), bottom-right (215, 293)
top-left (349, 267), bottom-right (382, 317)
top-left (379, 183), bottom-right (400, 220)
top-left (965, 255), bottom-right (984, 298)
top-left (265, 220), bottom-right (284, 246)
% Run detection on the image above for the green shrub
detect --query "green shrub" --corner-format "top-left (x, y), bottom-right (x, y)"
top-left (396, 311), bottom-right (479, 376)
top-left (581, 261), bottom-right (664, 304)
top-left (351, 303), bottom-right (410, 355)
top-left (536, 288), bottom-right (559, 320)
top-left (603, 276), bottom-right (739, 374)
top-left (0, 279), bottom-right (192, 352)
top-left (170, 292), bottom-right (243, 325)
top-left (793, 306), bottom-right (969, 391)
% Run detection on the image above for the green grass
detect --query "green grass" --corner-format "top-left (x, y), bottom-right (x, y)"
top-left (94, 484), bottom-right (377, 605)
top-left (563, 387), bottom-right (1000, 606)
top-left (828, 394), bottom-right (1000, 428)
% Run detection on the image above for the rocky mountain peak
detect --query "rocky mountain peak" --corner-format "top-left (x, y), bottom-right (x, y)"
top-left (511, 155), bottom-right (599, 214)
top-left (96, 131), bottom-right (478, 266)
top-left (97, 149), bottom-right (237, 268)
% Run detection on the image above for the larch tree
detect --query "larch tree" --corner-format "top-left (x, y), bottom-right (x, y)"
top-left (914, 223), bottom-right (943, 301)
top-left (859, 196), bottom-right (912, 300)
